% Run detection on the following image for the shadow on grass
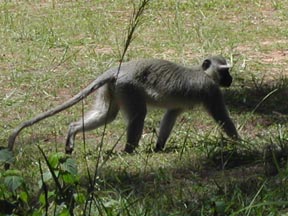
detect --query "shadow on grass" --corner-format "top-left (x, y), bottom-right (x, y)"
top-left (224, 77), bottom-right (288, 116)
top-left (77, 144), bottom-right (284, 215)
top-left (83, 139), bottom-right (288, 195)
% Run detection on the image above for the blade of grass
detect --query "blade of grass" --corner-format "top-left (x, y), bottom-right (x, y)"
top-left (38, 159), bottom-right (49, 216)
top-left (238, 88), bottom-right (278, 132)
top-left (37, 145), bottom-right (64, 197)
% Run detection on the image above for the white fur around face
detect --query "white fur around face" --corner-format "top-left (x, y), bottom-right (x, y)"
top-left (218, 64), bottom-right (232, 69)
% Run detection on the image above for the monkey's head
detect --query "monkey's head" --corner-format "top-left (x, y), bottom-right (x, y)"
top-left (202, 56), bottom-right (233, 87)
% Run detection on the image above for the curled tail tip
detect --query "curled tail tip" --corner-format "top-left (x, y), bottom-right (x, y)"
top-left (8, 135), bottom-right (16, 151)
top-left (8, 129), bottom-right (20, 151)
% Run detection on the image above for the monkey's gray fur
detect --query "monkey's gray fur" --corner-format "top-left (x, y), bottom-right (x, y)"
top-left (8, 55), bottom-right (239, 154)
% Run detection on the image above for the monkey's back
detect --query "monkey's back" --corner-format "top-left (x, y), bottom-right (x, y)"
top-left (113, 59), bottom-right (216, 109)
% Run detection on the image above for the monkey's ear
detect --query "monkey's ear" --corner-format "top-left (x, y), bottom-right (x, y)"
top-left (202, 59), bottom-right (211, 71)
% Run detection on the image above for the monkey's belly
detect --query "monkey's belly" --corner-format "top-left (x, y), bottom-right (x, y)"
top-left (145, 95), bottom-right (194, 109)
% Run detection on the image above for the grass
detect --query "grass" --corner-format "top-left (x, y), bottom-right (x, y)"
top-left (1, 0), bottom-right (288, 215)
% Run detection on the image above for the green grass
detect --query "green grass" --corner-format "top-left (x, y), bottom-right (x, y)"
top-left (1, 0), bottom-right (288, 215)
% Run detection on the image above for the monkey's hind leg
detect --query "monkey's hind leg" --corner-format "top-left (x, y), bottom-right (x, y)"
top-left (118, 85), bottom-right (147, 153)
top-left (65, 84), bottom-right (119, 154)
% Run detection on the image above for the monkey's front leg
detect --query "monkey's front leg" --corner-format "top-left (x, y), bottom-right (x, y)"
top-left (155, 109), bottom-right (182, 152)
top-left (204, 94), bottom-right (240, 140)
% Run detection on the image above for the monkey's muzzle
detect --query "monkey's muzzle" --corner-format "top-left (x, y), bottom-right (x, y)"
top-left (220, 75), bottom-right (233, 87)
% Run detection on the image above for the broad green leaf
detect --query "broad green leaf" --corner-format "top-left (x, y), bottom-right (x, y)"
top-left (38, 171), bottom-right (60, 188)
top-left (39, 191), bottom-right (55, 206)
top-left (61, 172), bottom-right (78, 184)
top-left (48, 153), bottom-right (64, 168)
top-left (74, 193), bottom-right (86, 204)
top-left (4, 169), bottom-right (21, 177)
top-left (4, 175), bottom-right (23, 192)
top-left (58, 208), bottom-right (70, 216)
top-left (39, 193), bottom-right (46, 206)
top-left (48, 152), bottom-right (66, 168)
top-left (60, 158), bottom-right (78, 175)
top-left (0, 149), bottom-right (14, 164)
top-left (32, 210), bottom-right (43, 216)
top-left (42, 171), bottom-right (53, 182)
top-left (19, 191), bottom-right (29, 203)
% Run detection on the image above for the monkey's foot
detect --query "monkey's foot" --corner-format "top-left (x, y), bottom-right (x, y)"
top-left (124, 144), bottom-right (136, 154)
top-left (65, 147), bottom-right (73, 154)
top-left (4, 163), bottom-right (10, 170)
top-left (154, 142), bottom-right (164, 152)
top-left (154, 147), bottom-right (164, 152)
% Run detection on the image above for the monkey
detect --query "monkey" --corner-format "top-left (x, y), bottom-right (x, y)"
top-left (7, 55), bottom-right (239, 154)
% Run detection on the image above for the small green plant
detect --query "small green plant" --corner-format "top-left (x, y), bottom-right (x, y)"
top-left (37, 146), bottom-right (80, 215)
top-left (0, 168), bottom-right (28, 215)
top-left (0, 147), bottom-right (81, 215)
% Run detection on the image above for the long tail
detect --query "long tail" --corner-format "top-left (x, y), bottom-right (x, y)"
top-left (8, 76), bottom-right (115, 151)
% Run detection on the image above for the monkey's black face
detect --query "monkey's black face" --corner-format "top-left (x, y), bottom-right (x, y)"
top-left (218, 69), bottom-right (233, 87)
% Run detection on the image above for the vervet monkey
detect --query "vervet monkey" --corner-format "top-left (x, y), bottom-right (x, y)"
top-left (8, 56), bottom-right (239, 154)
